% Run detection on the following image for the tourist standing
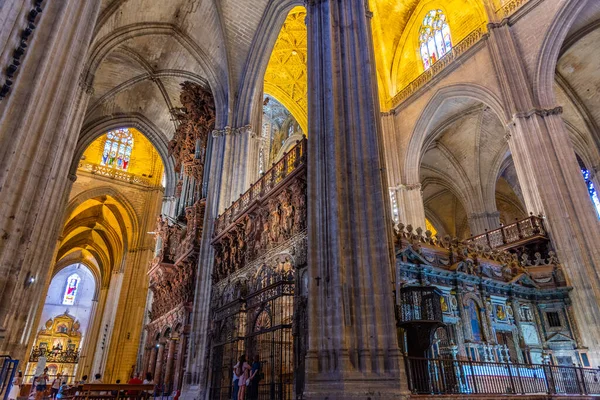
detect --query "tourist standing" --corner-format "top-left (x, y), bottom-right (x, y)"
top-left (8, 371), bottom-right (22, 400)
top-left (236, 354), bottom-right (251, 400)
top-left (34, 370), bottom-right (49, 400)
top-left (231, 360), bottom-right (241, 400)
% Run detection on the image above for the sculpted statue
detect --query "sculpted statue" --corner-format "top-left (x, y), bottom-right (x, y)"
top-left (292, 184), bottom-right (306, 231)
top-left (244, 215), bottom-right (255, 257)
top-left (269, 202), bottom-right (281, 243)
top-left (281, 198), bottom-right (295, 237)
top-left (261, 216), bottom-right (271, 249)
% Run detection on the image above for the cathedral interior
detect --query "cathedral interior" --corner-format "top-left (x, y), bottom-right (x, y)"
top-left (2, 0), bottom-right (600, 399)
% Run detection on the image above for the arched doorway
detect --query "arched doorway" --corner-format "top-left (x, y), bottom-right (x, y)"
top-left (25, 264), bottom-right (96, 383)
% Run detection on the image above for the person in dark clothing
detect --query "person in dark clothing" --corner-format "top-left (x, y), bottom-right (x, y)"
top-left (247, 355), bottom-right (261, 400)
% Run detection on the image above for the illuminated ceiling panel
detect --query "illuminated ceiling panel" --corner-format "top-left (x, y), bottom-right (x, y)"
top-left (264, 6), bottom-right (307, 133)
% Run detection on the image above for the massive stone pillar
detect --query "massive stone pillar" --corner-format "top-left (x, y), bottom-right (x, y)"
top-left (488, 22), bottom-right (600, 364)
top-left (0, 0), bottom-right (100, 356)
top-left (305, 1), bottom-right (402, 398)
top-left (180, 130), bottom-right (227, 398)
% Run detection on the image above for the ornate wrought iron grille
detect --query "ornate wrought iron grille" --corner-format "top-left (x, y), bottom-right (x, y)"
top-left (209, 266), bottom-right (306, 400)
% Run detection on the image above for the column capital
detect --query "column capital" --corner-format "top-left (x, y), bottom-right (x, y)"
top-left (211, 126), bottom-right (231, 137)
top-left (512, 106), bottom-right (563, 121)
top-left (468, 211), bottom-right (500, 219)
top-left (233, 124), bottom-right (256, 138)
top-left (391, 183), bottom-right (421, 191)
top-left (78, 71), bottom-right (95, 95)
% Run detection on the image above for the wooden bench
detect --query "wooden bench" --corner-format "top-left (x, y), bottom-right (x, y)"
top-left (73, 384), bottom-right (155, 400)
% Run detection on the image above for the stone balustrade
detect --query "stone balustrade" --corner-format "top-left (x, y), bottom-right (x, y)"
top-left (497, 0), bottom-right (530, 19)
top-left (78, 161), bottom-right (152, 186)
top-left (389, 24), bottom-right (487, 108)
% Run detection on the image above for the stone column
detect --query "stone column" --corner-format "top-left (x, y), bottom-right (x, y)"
top-left (0, 0), bottom-right (100, 357)
top-left (394, 184), bottom-right (427, 229)
top-left (163, 338), bottom-right (177, 392)
top-left (153, 342), bottom-right (166, 385)
top-left (148, 346), bottom-right (158, 376)
top-left (141, 346), bottom-right (152, 377)
top-left (488, 22), bottom-right (600, 365)
top-left (181, 127), bottom-right (226, 398)
top-left (173, 334), bottom-right (186, 391)
top-left (381, 113), bottom-right (427, 230)
top-left (305, 1), bottom-right (402, 398)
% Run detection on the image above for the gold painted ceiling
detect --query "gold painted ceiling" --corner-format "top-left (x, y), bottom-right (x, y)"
top-left (263, 2), bottom-right (486, 116)
top-left (264, 6), bottom-right (307, 133)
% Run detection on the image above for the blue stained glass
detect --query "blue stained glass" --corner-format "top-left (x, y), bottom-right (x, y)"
top-left (582, 168), bottom-right (600, 218)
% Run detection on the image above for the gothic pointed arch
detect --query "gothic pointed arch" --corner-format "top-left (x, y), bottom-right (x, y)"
top-left (73, 114), bottom-right (176, 196)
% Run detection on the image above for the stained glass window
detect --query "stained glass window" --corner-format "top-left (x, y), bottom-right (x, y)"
top-left (101, 128), bottom-right (134, 171)
top-left (419, 10), bottom-right (452, 70)
top-left (581, 168), bottom-right (600, 218)
top-left (62, 273), bottom-right (81, 305)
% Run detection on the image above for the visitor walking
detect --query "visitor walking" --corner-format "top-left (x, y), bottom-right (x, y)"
top-left (50, 373), bottom-right (62, 399)
top-left (8, 371), bottom-right (22, 400)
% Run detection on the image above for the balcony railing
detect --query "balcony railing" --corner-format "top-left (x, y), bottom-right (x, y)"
top-left (390, 24), bottom-right (487, 108)
top-left (464, 215), bottom-right (546, 250)
top-left (497, 0), bottom-right (530, 19)
top-left (406, 357), bottom-right (600, 396)
top-left (78, 161), bottom-right (152, 186)
top-left (213, 138), bottom-right (306, 237)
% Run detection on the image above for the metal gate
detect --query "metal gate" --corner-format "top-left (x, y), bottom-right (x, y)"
top-left (209, 265), bottom-right (306, 400)
top-left (0, 356), bottom-right (19, 400)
